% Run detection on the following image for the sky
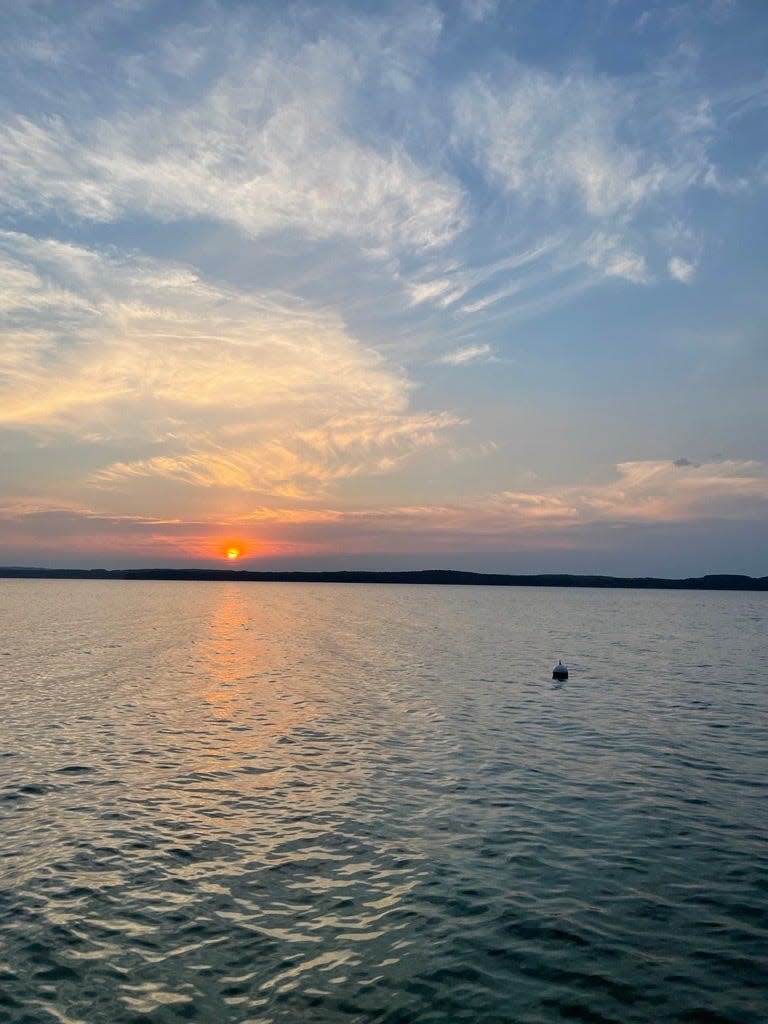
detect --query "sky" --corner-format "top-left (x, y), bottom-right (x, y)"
top-left (1, 0), bottom-right (767, 575)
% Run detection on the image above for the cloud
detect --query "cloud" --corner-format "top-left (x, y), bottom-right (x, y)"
top-left (461, 0), bottom-right (498, 22)
top-left (3, 458), bottom-right (767, 566)
top-left (668, 256), bottom-right (696, 282)
top-left (0, 499), bottom-right (200, 560)
top-left (438, 343), bottom-right (495, 365)
top-left (314, 459), bottom-right (768, 547)
top-left (407, 277), bottom-right (463, 307)
top-left (0, 15), bottom-right (464, 257)
top-left (0, 231), bottom-right (459, 502)
top-left (402, 458), bottom-right (768, 540)
top-left (582, 233), bottom-right (649, 283)
top-left (0, 0), bottom-right (755, 339)
top-left (453, 65), bottom-right (694, 216)
top-left (563, 458), bottom-right (768, 523)
top-left (406, 236), bottom-right (567, 318)
top-left (95, 410), bottom-right (459, 498)
top-left (452, 56), bottom-right (717, 284)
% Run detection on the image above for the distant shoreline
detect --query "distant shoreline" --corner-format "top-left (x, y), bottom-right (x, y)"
top-left (1, 568), bottom-right (767, 591)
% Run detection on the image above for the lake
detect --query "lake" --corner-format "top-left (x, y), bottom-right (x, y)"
top-left (1, 581), bottom-right (766, 1023)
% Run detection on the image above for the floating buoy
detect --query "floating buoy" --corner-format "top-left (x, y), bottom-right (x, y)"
top-left (552, 660), bottom-right (568, 680)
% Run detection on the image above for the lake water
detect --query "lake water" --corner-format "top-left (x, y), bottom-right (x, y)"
top-left (1, 580), bottom-right (766, 1023)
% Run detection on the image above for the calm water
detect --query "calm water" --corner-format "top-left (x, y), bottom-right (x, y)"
top-left (1, 581), bottom-right (766, 1023)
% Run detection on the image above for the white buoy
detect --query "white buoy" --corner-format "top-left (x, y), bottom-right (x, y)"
top-left (552, 660), bottom-right (568, 680)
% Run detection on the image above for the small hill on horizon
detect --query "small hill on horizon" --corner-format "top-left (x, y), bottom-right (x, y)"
top-left (1, 567), bottom-right (767, 590)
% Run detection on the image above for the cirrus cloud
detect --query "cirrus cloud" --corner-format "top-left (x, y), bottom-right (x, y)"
top-left (0, 231), bottom-right (459, 503)
top-left (0, 12), bottom-right (464, 258)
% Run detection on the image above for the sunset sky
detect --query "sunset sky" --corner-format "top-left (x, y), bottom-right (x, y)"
top-left (1, 0), bottom-right (767, 574)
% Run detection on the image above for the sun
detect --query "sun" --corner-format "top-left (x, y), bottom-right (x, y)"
top-left (218, 539), bottom-right (248, 561)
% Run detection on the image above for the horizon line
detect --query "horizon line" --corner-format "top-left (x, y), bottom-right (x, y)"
top-left (2, 567), bottom-right (767, 591)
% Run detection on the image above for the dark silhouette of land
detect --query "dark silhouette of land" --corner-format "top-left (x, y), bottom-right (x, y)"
top-left (1, 568), bottom-right (767, 590)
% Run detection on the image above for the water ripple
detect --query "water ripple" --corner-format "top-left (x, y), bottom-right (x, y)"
top-left (1, 581), bottom-right (766, 1022)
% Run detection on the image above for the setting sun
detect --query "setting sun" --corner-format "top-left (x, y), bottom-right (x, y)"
top-left (217, 540), bottom-right (248, 561)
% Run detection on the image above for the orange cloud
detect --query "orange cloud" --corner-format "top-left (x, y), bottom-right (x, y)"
top-left (0, 233), bottom-right (460, 510)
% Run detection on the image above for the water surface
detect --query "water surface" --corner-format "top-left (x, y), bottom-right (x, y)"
top-left (1, 581), bottom-right (766, 1022)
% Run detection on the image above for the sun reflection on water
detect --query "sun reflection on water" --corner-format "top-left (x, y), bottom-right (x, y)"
top-left (190, 585), bottom-right (326, 759)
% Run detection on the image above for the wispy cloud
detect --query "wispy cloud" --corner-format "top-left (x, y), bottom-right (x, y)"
top-left (0, 2), bottom-right (748, 321)
top-left (0, 232), bottom-right (459, 503)
top-left (461, 0), bottom-right (498, 23)
top-left (438, 343), bottom-right (495, 366)
top-left (668, 256), bottom-right (696, 282)
top-left (333, 459), bottom-right (768, 542)
top-left (2, 459), bottom-right (766, 567)
top-left (453, 64), bottom-right (703, 216)
top-left (582, 233), bottom-right (649, 284)
top-left (452, 55), bottom-right (718, 286)
top-left (542, 459), bottom-right (768, 524)
top-left (0, 12), bottom-right (463, 259)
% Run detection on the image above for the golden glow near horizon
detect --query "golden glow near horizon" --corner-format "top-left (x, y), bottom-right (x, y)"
top-left (217, 540), bottom-right (250, 561)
